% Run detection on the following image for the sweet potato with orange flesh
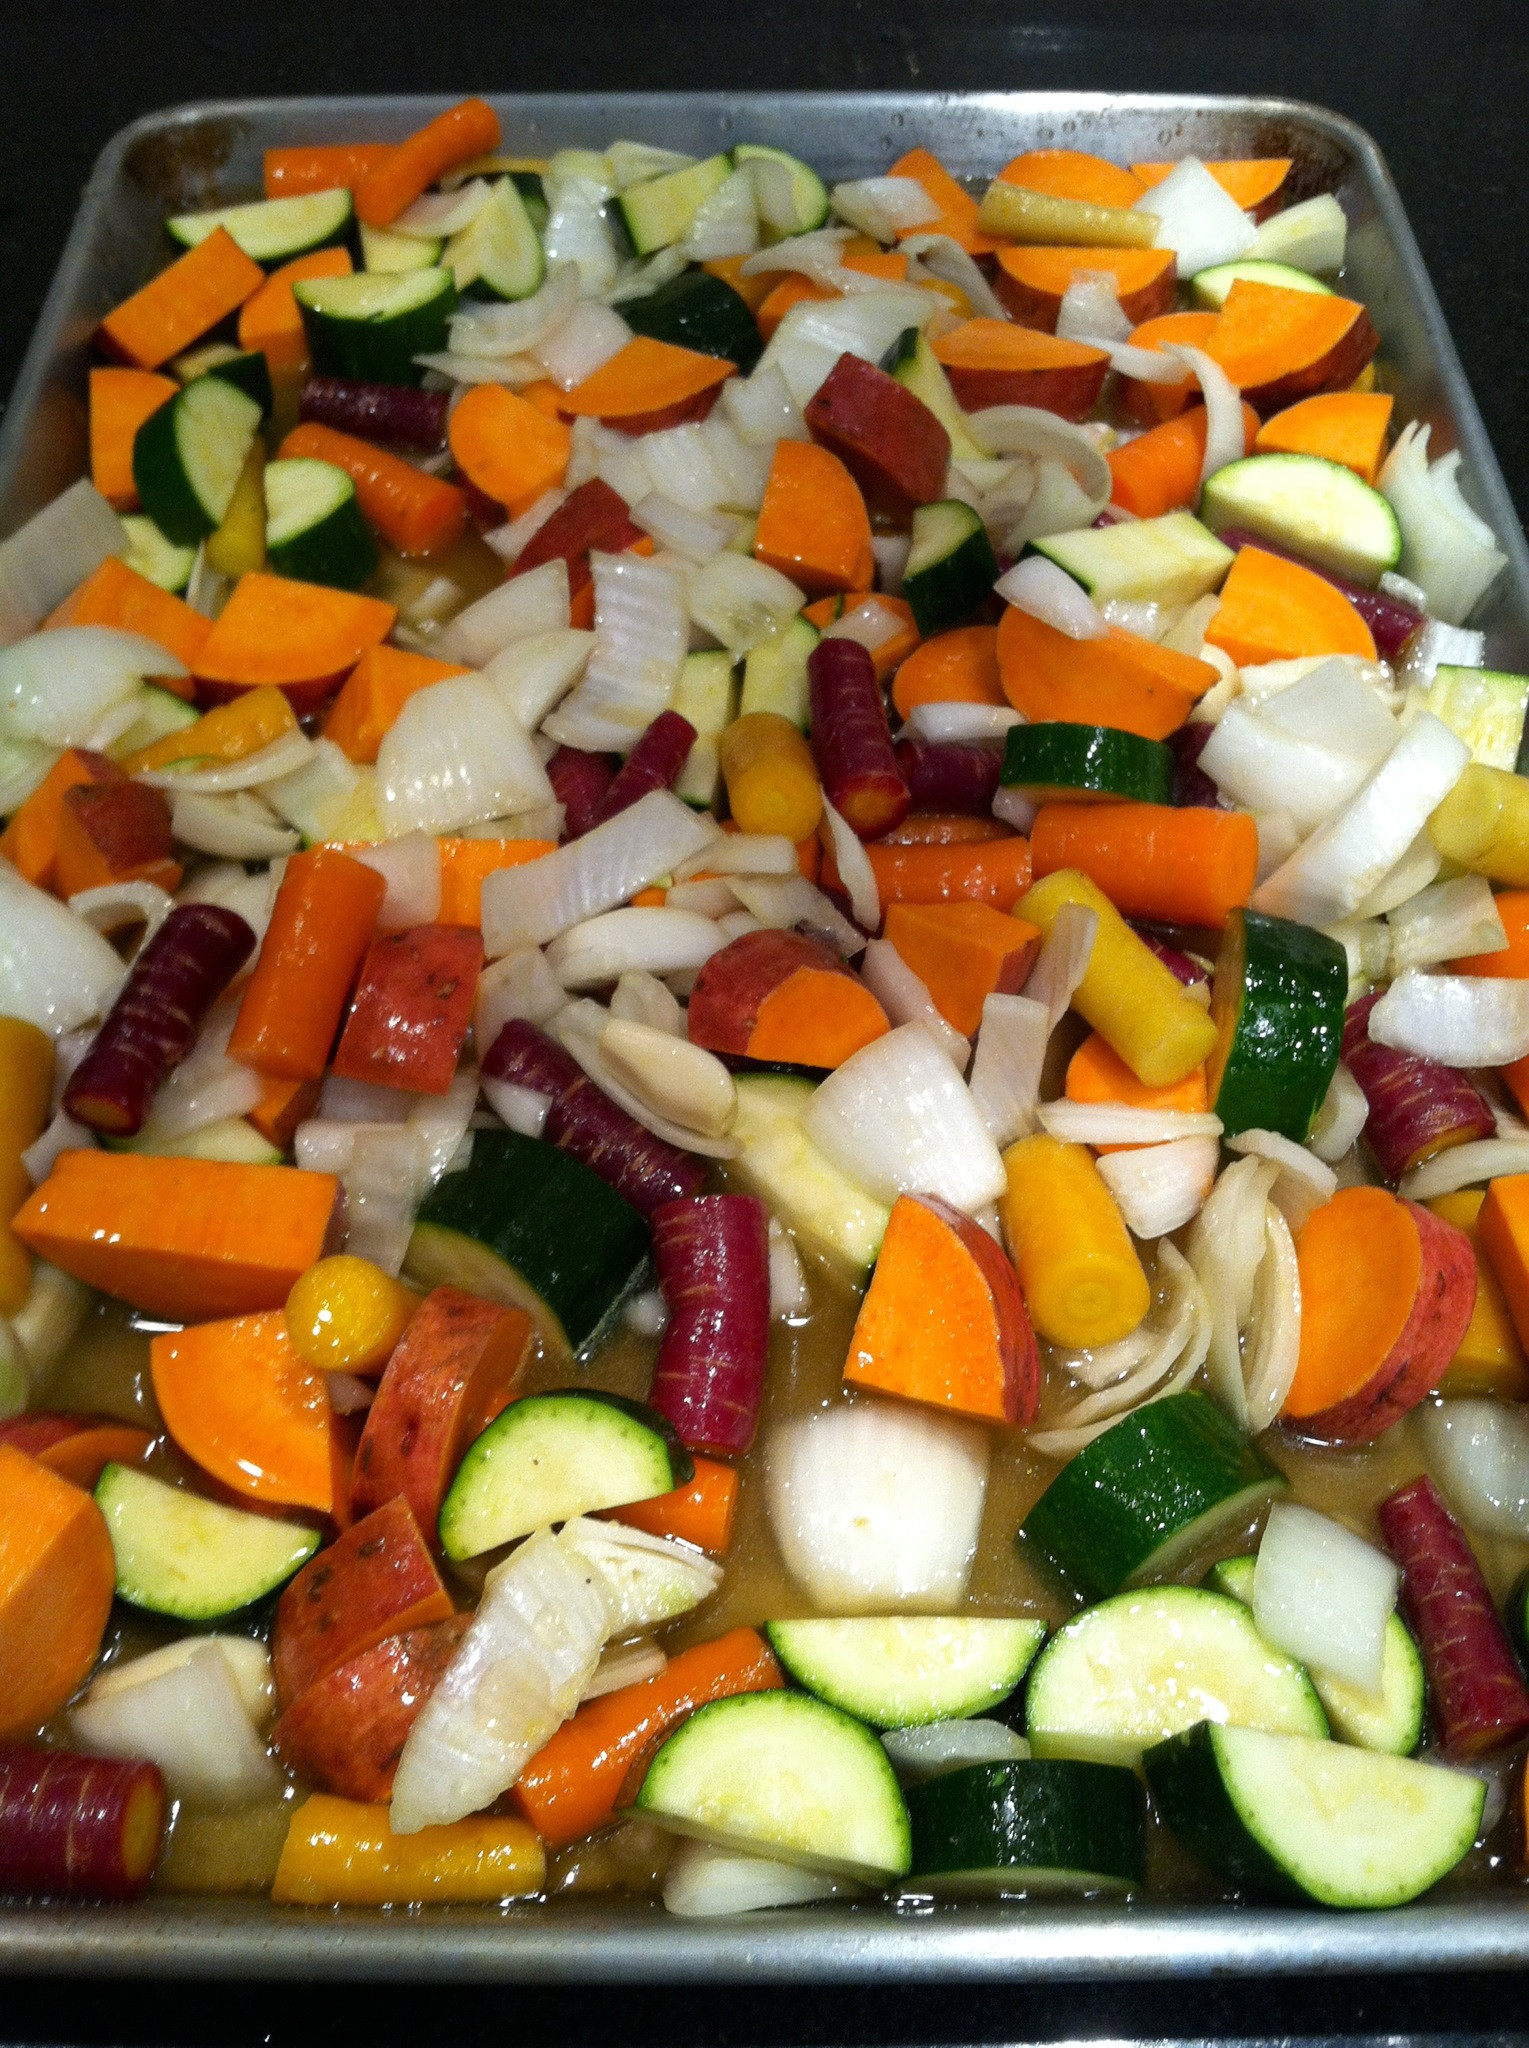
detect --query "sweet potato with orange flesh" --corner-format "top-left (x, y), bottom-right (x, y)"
top-left (1131, 158), bottom-right (1291, 218)
top-left (272, 1496), bottom-right (453, 1710)
top-left (271, 1615), bottom-right (471, 1802)
top-left (845, 1192), bottom-right (1040, 1425)
top-left (54, 780), bottom-right (180, 899)
top-left (0, 749), bottom-right (122, 889)
top-left (1203, 544), bottom-right (1377, 666)
top-left (997, 607), bottom-right (1217, 739)
top-left (98, 229), bottom-right (264, 370)
top-left (1203, 279), bottom-right (1379, 414)
top-left (192, 574), bottom-right (397, 714)
top-left (883, 902), bottom-right (1043, 1037)
top-left (150, 1311), bottom-right (338, 1514)
top-left (998, 149), bottom-right (1146, 207)
top-left (803, 353), bottom-right (950, 524)
top-left (88, 368), bottom-right (178, 512)
top-left (1283, 1188), bottom-right (1476, 1443)
top-left (44, 556), bottom-right (210, 682)
top-left (321, 645), bottom-right (470, 765)
top-left (559, 337), bottom-right (734, 425)
top-left (350, 1287), bottom-right (532, 1537)
top-left (1119, 311), bottom-right (1219, 425)
top-left (1253, 391), bottom-right (1396, 484)
top-left (994, 246), bottom-right (1175, 331)
top-left (0, 1446), bottom-right (116, 1739)
top-left (755, 439), bottom-right (875, 596)
top-left (888, 148), bottom-right (1000, 255)
top-left (687, 929), bottom-right (889, 1070)
top-left (932, 320), bottom-right (1109, 418)
top-left (890, 626), bottom-right (1005, 720)
top-left (0, 1417), bottom-right (154, 1491)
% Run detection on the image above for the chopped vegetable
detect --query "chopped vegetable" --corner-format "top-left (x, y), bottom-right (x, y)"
top-left (0, 1747), bottom-right (166, 1899)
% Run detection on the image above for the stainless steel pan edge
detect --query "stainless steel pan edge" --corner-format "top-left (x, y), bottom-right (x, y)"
top-left (4, 92), bottom-right (1529, 1981)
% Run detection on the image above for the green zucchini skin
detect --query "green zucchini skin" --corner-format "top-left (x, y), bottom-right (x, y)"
top-left (904, 501), bottom-right (999, 638)
top-left (294, 269), bottom-right (457, 389)
top-left (1001, 722), bottom-right (1174, 805)
top-left (1209, 908), bottom-right (1347, 1142)
top-left (622, 271), bottom-right (763, 374)
top-left (95, 1462), bottom-right (319, 1622)
top-left (906, 1758), bottom-right (1146, 1893)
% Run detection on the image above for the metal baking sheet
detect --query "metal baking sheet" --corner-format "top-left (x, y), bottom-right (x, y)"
top-left (3, 91), bottom-right (1529, 1982)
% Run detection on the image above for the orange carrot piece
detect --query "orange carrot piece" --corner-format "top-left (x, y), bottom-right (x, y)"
top-left (890, 625), bottom-right (1004, 721)
top-left (883, 902), bottom-right (1043, 1037)
top-left (755, 439), bottom-right (874, 597)
top-left (54, 780), bottom-right (181, 900)
top-left (193, 573), bottom-right (397, 711)
top-left (88, 368), bottom-right (177, 511)
top-left (0, 1018), bottom-right (52, 1317)
top-left (98, 229), bottom-right (265, 371)
top-left (354, 99), bottom-right (502, 228)
top-left (1283, 1186), bottom-right (1424, 1420)
top-left (844, 1191), bottom-right (1037, 1424)
top-left (1030, 800), bottom-right (1259, 929)
top-left (998, 149), bottom-right (1146, 208)
top-left (931, 319), bottom-right (1108, 419)
top-left (883, 814), bottom-right (1014, 846)
top-left (1254, 391), bottom-right (1395, 484)
top-left (237, 247), bottom-right (353, 380)
top-left (997, 607), bottom-right (1218, 738)
top-left (1204, 544), bottom-right (1377, 666)
top-left (559, 336), bottom-right (735, 423)
top-left (44, 555), bottom-right (210, 683)
top-left (279, 421), bottom-right (467, 558)
top-left (1065, 1031), bottom-right (1208, 1152)
top-left (1131, 157), bottom-right (1291, 218)
top-left (1454, 891), bottom-right (1529, 978)
top-left (605, 1454), bottom-right (740, 1554)
top-left (246, 1075), bottom-right (321, 1151)
top-left (264, 144), bottom-right (393, 199)
top-left (889, 148), bottom-right (1000, 255)
top-left (1479, 1177), bottom-right (1529, 1355)
top-left (701, 255), bottom-right (776, 315)
top-left (855, 595), bottom-right (921, 681)
top-left (825, 834), bottom-right (1034, 911)
top-left (0, 1445), bottom-right (116, 1739)
top-left (994, 246), bottom-right (1175, 330)
top-left (1119, 311), bottom-right (1220, 425)
top-left (0, 748), bottom-right (120, 888)
top-left (436, 839), bottom-right (556, 926)
top-left (513, 1628), bottom-right (783, 1847)
top-left (1106, 400), bottom-right (1260, 518)
top-left (322, 646), bottom-right (469, 764)
top-left (1428, 1190), bottom-right (1529, 1401)
top-left (755, 272), bottom-right (831, 343)
top-left (1204, 279), bottom-right (1378, 413)
top-left (151, 1310), bottom-right (336, 1514)
top-left (12, 1150), bottom-right (339, 1322)
top-left (229, 846), bottom-right (386, 1081)
top-left (746, 964), bottom-right (891, 1069)
top-left (448, 385), bottom-right (571, 518)
top-left (121, 684), bottom-right (296, 776)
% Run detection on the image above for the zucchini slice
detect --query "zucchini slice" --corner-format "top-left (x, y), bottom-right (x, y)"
top-left (729, 1073), bottom-right (890, 1277)
top-left (1189, 258), bottom-right (1334, 309)
top-left (201, 348), bottom-right (275, 420)
top-left (264, 457), bottom-right (378, 591)
top-left (1024, 1586), bottom-right (1329, 1766)
top-left (1208, 907), bottom-right (1347, 1142)
top-left (1030, 512), bottom-right (1234, 608)
top-left (1019, 1390), bottom-right (1287, 1602)
top-left (1207, 1555), bottom-right (1425, 1756)
top-left (766, 1616), bottom-right (1047, 1729)
top-left (1144, 1721), bottom-right (1483, 1907)
top-left (444, 177), bottom-right (545, 302)
top-left (732, 145), bottom-right (832, 237)
top-left (132, 376), bottom-right (263, 546)
top-left (740, 616), bottom-right (818, 728)
top-left (438, 1390), bottom-right (691, 1559)
top-left (904, 500), bottom-right (1000, 638)
top-left (120, 515), bottom-right (196, 594)
top-left (1001, 721), bottom-right (1173, 806)
top-left (361, 223), bottom-right (443, 273)
top-left (906, 1758), bottom-right (1146, 1895)
top-left (166, 188), bottom-right (354, 266)
top-left (619, 154), bottom-right (733, 254)
top-left (883, 327), bottom-right (988, 463)
top-left (407, 1128), bottom-right (649, 1361)
top-left (1201, 452), bottom-right (1402, 585)
top-left (636, 1690), bottom-right (913, 1881)
top-left (109, 680), bottom-right (200, 755)
top-left (1426, 664), bottom-right (1529, 771)
top-left (294, 267), bottom-right (457, 388)
top-left (670, 648), bottom-right (737, 809)
top-left (623, 269), bottom-right (764, 373)
top-left (96, 1462), bottom-right (319, 1621)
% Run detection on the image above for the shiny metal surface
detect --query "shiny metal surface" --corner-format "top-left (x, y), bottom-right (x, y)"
top-left (3, 91), bottom-right (1528, 1980)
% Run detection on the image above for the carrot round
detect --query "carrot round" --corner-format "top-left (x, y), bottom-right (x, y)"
top-left (560, 337), bottom-right (736, 425)
top-left (353, 98), bottom-right (502, 228)
top-left (1106, 401), bottom-right (1259, 518)
top-left (1203, 544), bottom-right (1377, 666)
top-left (229, 846), bottom-right (386, 1081)
top-left (999, 1135), bottom-right (1150, 1348)
top-left (1254, 391), bottom-right (1395, 484)
top-left (997, 608), bottom-right (1218, 739)
top-left (890, 625), bottom-right (1004, 721)
top-left (720, 711), bottom-right (823, 841)
top-left (512, 1627), bottom-right (783, 1847)
top-left (1030, 800), bottom-right (1259, 930)
top-left (755, 439), bottom-right (875, 597)
top-left (883, 902), bottom-right (1043, 1037)
top-left (264, 143), bottom-right (393, 199)
top-left (279, 420), bottom-right (466, 558)
top-left (0, 1445), bottom-right (116, 1739)
top-left (0, 1018), bottom-right (53, 1317)
top-left (448, 384), bottom-right (570, 518)
top-left (151, 1310), bottom-right (338, 1514)
top-left (605, 1454), bottom-right (739, 1554)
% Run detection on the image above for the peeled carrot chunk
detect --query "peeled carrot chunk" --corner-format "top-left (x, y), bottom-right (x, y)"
top-left (997, 607), bottom-right (1218, 738)
top-left (823, 834), bottom-right (1034, 911)
top-left (0, 1444), bottom-right (116, 1739)
top-left (1203, 544), bottom-right (1377, 666)
top-left (605, 1455), bottom-right (740, 1554)
top-left (1030, 799), bottom-right (1259, 929)
top-left (264, 144), bottom-right (392, 198)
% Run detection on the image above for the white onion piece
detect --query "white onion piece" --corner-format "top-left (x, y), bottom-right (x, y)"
top-left (663, 1839), bottom-right (848, 1917)
top-left (766, 1398), bottom-right (989, 1610)
top-left (176, 860), bottom-right (284, 952)
top-left (582, 1639), bottom-right (668, 1702)
top-left (1138, 157), bottom-right (1256, 276)
top-left (1248, 192), bottom-right (1347, 271)
top-left (962, 407), bottom-right (1113, 511)
top-left (1378, 422), bottom-right (1506, 626)
top-left (21, 1109), bottom-right (95, 1185)
top-left (601, 1017), bottom-right (736, 1140)
top-left (881, 1720), bottom-right (1030, 1782)
top-left (136, 727), bottom-right (315, 793)
top-left (1253, 713), bottom-right (1471, 927)
top-left (326, 1370), bottom-right (375, 1416)
top-left (1399, 1138), bottom-right (1529, 1203)
top-left (1399, 617), bottom-right (1486, 687)
top-left (409, 1069), bottom-right (480, 1185)
top-left (66, 881), bottom-right (173, 942)
top-left (0, 736), bottom-right (58, 814)
top-left (1097, 1135), bottom-right (1221, 1237)
top-left (1387, 876), bottom-right (1505, 973)
top-left (484, 487), bottom-right (567, 563)
top-left (820, 798), bottom-right (879, 931)
top-left (900, 234), bottom-right (1011, 323)
top-left (672, 834), bottom-right (794, 881)
top-left (631, 492), bottom-right (733, 564)
top-left (636, 422), bottom-right (728, 514)
top-left (437, 560), bottom-right (571, 664)
top-left (760, 287), bottom-right (943, 407)
top-left (542, 552), bottom-right (688, 754)
top-left (1164, 343), bottom-right (1247, 487)
top-left (413, 350), bottom-right (542, 388)
top-left (832, 176), bottom-right (941, 240)
top-left (768, 1217), bottom-right (810, 1321)
top-left (319, 1073), bottom-right (410, 1125)
top-left (546, 907), bottom-right (724, 990)
top-left (0, 627), bottom-right (171, 746)
top-left (88, 1635), bottom-right (273, 1727)
top-left (966, 992), bottom-right (1048, 1148)
top-left (0, 480), bottom-right (126, 647)
top-left (804, 1023), bottom-right (1005, 1214)
top-left (1353, 828), bottom-right (1445, 921)
top-left (481, 1076), bottom-right (551, 1139)
top-left (482, 790), bottom-right (711, 955)
top-left (823, 597), bottom-right (905, 658)
top-left (393, 179), bottom-right (493, 238)
top-left (377, 674), bottom-right (553, 836)
top-left (170, 789), bottom-right (298, 860)
top-left (609, 969), bottom-right (685, 1035)
top-left (1369, 969), bottom-right (1529, 1068)
top-left (993, 556), bottom-right (1106, 640)
top-left (345, 831), bottom-right (443, 929)
top-left (721, 362), bottom-right (808, 448)
top-left (689, 553), bottom-right (804, 655)
top-left (859, 940), bottom-right (969, 1072)
top-left (1242, 1201), bottom-right (1302, 1432)
top-left (1039, 1102), bottom-right (1223, 1146)
top-left (1416, 1399), bottom-right (1529, 1540)
top-left (137, 997), bottom-right (264, 1142)
top-left (558, 1518), bottom-right (721, 1636)
top-left (1080, 336), bottom-right (1189, 383)
top-left (341, 1126), bottom-right (430, 1276)
top-left (1257, 659), bottom-right (1398, 761)
top-left (1022, 903), bottom-right (1098, 1031)
top-left (622, 1288), bottom-right (669, 1337)
top-left (533, 300), bottom-right (632, 392)
top-left (553, 999), bottom-right (739, 1158)
top-left (71, 1644), bottom-right (279, 1808)
top-left (1227, 1128), bottom-right (1337, 1234)
top-left (1308, 1062), bottom-right (1369, 1164)
top-left (482, 629), bottom-right (593, 732)
top-left (727, 875), bottom-right (866, 959)
top-left (0, 864), bottom-right (125, 1035)
top-left (449, 264), bottom-right (582, 361)
top-left (1253, 1502), bottom-right (1398, 1695)
top-left (1185, 1155), bottom-right (1280, 1432)
top-left (1054, 270), bottom-right (1132, 342)
top-left (473, 945), bottom-right (567, 1054)
top-left (992, 787), bottom-right (1038, 834)
top-left (665, 879), bottom-right (736, 918)
top-left (901, 703), bottom-right (1022, 746)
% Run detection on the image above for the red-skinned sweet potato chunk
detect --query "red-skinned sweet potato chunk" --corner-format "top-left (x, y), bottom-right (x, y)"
top-left (513, 476), bottom-right (644, 601)
top-left (931, 320), bottom-right (1109, 419)
top-left (54, 780), bottom-right (181, 898)
top-left (350, 1286), bottom-right (532, 1536)
top-left (803, 353), bottom-right (950, 525)
top-left (686, 928), bottom-right (890, 1070)
top-left (271, 1496), bottom-right (453, 1709)
top-left (271, 1615), bottom-right (471, 1801)
top-left (331, 923), bottom-right (484, 1095)
top-left (0, 1415), bottom-right (154, 1490)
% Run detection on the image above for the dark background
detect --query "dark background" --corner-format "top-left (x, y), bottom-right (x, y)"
top-left (5, 1), bottom-right (1529, 2038)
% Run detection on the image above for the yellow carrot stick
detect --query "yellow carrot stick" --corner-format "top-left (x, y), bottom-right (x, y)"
top-left (1000, 1134), bottom-right (1150, 1348)
top-left (270, 1794), bottom-right (545, 1905)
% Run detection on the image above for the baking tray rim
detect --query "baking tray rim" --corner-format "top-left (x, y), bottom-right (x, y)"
top-left (3, 87), bottom-right (1529, 1981)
